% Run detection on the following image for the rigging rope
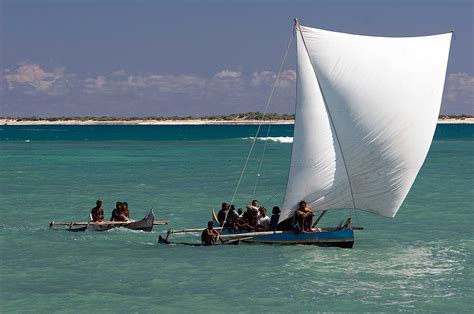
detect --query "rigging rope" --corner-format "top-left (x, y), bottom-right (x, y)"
top-left (251, 121), bottom-right (271, 198)
top-left (221, 26), bottom-right (294, 227)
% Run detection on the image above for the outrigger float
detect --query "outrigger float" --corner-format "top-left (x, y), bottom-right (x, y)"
top-left (50, 209), bottom-right (169, 232)
top-left (159, 18), bottom-right (452, 248)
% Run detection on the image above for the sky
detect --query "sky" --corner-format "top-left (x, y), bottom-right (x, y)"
top-left (0, 0), bottom-right (472, 117)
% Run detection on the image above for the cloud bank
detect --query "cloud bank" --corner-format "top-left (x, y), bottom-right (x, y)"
top-left (1, 63), bottom-right (472, 116)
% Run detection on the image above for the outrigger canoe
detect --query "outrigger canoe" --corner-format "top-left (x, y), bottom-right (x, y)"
top-left (49, 209), bottom-right (169, 232)
top-left (159, 224), bottom-right (359, 248)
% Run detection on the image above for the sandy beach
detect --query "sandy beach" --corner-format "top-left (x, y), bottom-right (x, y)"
top-left (1, 118), bottom-right (473, 125)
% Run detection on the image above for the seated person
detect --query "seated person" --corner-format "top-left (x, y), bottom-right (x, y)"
top-left (295, 201), bottom-right (314, 233)
top-left (244, 208), bottom-right (259, 228)
top-left (225, 205), bottom-right (239, 229)
top-left (237, 208), bottom-right (243, 218)
top-left (217, 203), bottom-right (229, 225)
top-left (111, 202), bottom-right (130, 222)
top-left (110, 202), bottom-right (122, 221)
top-left (123, 202), bottom-right (130, 219)
top-left (234, 213), bottom-right (254, 231)
top-left (257, 207), bottom-right (271, 231)
top-left (201, 221), bottom-right (221, 246)
top-left (269, 206), bottom-right (281, 231)
top-left (343, 218), bottom-right (352, 229)
top-left (90, 199), bottom-right (104, 222)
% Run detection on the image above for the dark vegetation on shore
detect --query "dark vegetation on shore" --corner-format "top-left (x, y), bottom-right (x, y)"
top-left (3, 112), bottom-right (296, 121)
top-left (438, 114), bottom-right (473, 120)
top-left (1, 113), bottom-right (472, 122)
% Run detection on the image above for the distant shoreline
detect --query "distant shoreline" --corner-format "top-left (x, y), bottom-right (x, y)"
top-left (0, 119), bottom-right (294, 125)
top-left (1, 118), bottom-right (473, 125)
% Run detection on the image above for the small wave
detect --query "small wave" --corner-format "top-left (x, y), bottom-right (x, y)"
top-left (243, 136), bottom-right (293, 143)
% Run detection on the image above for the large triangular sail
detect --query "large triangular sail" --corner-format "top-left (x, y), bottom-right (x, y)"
top-left (280, 24), bottom-right (452, 222)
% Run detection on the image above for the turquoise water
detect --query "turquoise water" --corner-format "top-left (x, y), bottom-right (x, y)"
top-left (1, 124), bottom-right (472, 312)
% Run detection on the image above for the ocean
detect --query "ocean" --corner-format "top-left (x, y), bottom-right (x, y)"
top-left (0, 124), bottom-right (472, 312)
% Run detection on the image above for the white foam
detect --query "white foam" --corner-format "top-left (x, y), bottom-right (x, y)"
top-left (243, 136), bottom-right (293, 143)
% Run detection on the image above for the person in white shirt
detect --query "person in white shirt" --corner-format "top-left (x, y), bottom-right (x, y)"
top-left (258, 207), bottom-right (271, 231)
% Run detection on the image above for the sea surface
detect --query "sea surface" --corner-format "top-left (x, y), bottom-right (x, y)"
top-left (0, 124), bottom-right (472, 313)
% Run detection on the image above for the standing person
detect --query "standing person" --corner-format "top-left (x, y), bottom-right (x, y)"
top-left (295, 201), bottom-right (314, 232)
top-left (246, 199), bottom-right (260, 222)
top-left (90, 200), bottom-right (104, 222)
top-left (201, 221), bottom-right (221, 246)
top-left (246, 200), bottom-right (259, 212)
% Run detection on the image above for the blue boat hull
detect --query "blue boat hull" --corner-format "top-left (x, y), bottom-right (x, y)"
top-left (223, 229), bottom-right (355, 248)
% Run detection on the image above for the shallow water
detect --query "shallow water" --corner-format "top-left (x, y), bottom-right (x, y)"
top-left (0, 124), bottom-right (472, 312)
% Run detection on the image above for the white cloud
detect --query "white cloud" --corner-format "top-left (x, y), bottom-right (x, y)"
top-left (85, 76), bottom-right (107, 90)
top-left (250, 69), bottom-right (296, 88)
top-left (214, 70), bottom-right (241, 79)
top-left (5, 63), bottom-right (65, 92)
top-left (1, 63), bottom-right (297, 116)
top-left (442, 72), bottom-right (474, 114)
top-left (112, 69), bottom-right (127, 76)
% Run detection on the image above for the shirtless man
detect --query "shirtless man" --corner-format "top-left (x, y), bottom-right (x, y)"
top-left (90, 200), bottom-right (104, 222)
top-left (217, 203), bottom-right (229, 225)
top-left (295, 201), bottom-right (314, 232)
top-left (201, 221), bottom-right (221, 246)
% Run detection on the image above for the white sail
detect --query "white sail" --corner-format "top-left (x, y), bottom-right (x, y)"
top-left (281, 25), bottom-right (452, 221)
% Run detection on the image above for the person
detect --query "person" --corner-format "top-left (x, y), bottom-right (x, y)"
top-left (111, 202), bottom-right (130, 222)
top-left (244, 208), bottom-right (259, 228)
top-left (258, 207), bottom-right (271, 231)
top-left (110, 202), bottom-right (121, 221)
top-left (90, 200), bottom-right (104, 222)
top-left (225, 205), bottom-right (239, 229)
top-left (217, 203), bottom-right (229, 225)
top-left (234, 212), bottom-right (255, 231)
top-left (201, 221), bottom-right (221, 246)
top-left (123, 202), bottom-right (130, 219)
top-left (246, 200), bottom-right (259, 212)
top-left (242, 199), bottom-right (258, 226)
top-left (269, 206), bottom-right (281, 231)
top-left (295, 201), bottom-right (314, 233)
top-left (237, 208), bottom-right (243, 218)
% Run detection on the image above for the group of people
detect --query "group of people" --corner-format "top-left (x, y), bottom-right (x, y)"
top-left (216, 200), bottom-right (281, 233)
top-left (89, 200), bottom-right (132, 222)
top-left (201, 199), bottom-right (316, 246)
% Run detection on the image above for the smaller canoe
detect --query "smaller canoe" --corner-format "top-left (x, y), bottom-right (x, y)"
top-left (50, 209), bottom-right (168, 232)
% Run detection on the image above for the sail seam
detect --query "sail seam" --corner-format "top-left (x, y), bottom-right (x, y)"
top-left (297, 24), bottom-right (357, 210)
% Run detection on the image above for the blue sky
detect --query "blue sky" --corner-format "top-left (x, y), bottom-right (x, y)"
top-left (1, 0), bottom-right (472, 116)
